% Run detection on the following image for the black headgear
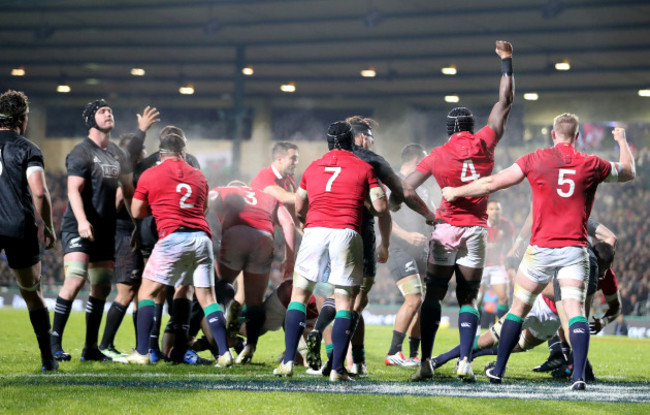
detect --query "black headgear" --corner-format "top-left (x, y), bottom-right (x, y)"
top-left (446, 106), bottom-right (474, 136)
top-left (327, 121), bottom-right (354, 151)
top-left (82, 99), bottom-right (110, 131)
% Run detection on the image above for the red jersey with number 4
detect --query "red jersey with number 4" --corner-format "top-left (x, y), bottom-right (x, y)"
top-left (417, 126), bottom-right (498, 227)
top-left (211, 186), bottom-right (279, 235)
top-left (134, 158), bottom-right (210, 239)
top-left (515, 144), bottom-right (612, 248)
top-left (250, 165), bottom-right (297, 193)
top-left (486, 217), bottom-right (515, 266)
top-left (300, 149), bottom-right (379, 233)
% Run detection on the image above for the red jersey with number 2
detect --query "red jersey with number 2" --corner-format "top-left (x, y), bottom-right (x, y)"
top-left (134, 158), bottom-right (211, 239)
top-left (417, 126), bottom-right (498, 227)
top-left (299, 149), bottom-right (379, 233)
top-left (211, 186), bottom-right (279, 235)
top-left (515, 144), bottom-right (611, 248)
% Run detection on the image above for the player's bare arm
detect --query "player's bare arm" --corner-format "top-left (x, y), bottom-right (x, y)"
top-left (593, 223), bottom-right (617, 247)
top-left (131, 197), bottom-right (150, 219)
top-left (27, 169), bottom-right (56, 249)
top-left (295, 187), bottom-right (308, 224)
top-left (264, 184), bottom-right (297, 206)
top-left (392, 170), bottom-right (435, 224)
top-left (609, 128), bottom-right (636, 182)
top-left (442, 163), bottom-right (525, 202)
top-left (392, 221), bottom-right (428, 247)
top-left (376, 212), bottom-right (391, 264)
top-left (137, 105), bottom-right (160, 132)
top-left (487, 40), bottom-right (514, 140)
top-left (67, 175), bottom-right (94, 241)
top-left (277, 204), bottom-right (296, 278)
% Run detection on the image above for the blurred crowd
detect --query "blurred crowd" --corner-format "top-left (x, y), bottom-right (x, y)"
top-left (1, 145), bottom-right (649, 317)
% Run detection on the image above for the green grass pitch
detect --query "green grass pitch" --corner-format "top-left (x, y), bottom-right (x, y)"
top-left (0, 308), bottom-right (648, 414)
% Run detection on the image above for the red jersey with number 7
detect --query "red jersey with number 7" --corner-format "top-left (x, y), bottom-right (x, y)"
top-left (134, 158), bottom-right (211, 239)
top-left (416, 126), bottom-right (498, 227)
top-left (299, 149), bottom-right (379, 233)
top-left (211, 186), bottom-right (279, 235)
top-left (515, 144), bottom-right (612, 248)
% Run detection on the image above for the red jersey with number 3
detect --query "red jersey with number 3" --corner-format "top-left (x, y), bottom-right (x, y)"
top-left (515, 144), bottom-right (612, 248)
top-left (417, 126), bottom-right (498, 227)
top-left (300, 149), bottom-right (379, 233)
top-left (134, 158), bottom-right (211, 239)
top-left (211, 186), bottom-right (279, 235)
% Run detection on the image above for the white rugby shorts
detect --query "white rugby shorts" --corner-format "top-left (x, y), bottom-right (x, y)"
top-left (481, 265), bottom-right (509, 287)
top-left (428, 222), bottom-right (487, 268)
top-left (523, 295), bottom-right (561, 341)
top-left (218, 225), bottom-right (274, 274)
top-left (293, 227), bottom-right (363, 287)
top-left (143, 231), bottom-right (215, 288)
top-left (519, 245), bottom-right (589, 285)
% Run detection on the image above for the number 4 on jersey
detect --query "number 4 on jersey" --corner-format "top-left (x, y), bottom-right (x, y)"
top-left (460, 160), bottom-right (480, 182)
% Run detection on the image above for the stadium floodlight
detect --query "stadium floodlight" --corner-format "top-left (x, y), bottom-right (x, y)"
top-left (638, 89), bottom-right (650, 97)
top-left (280, 82), bottom-right (296, 93)
top-left (524, 92), bottom-right (539, 101)
top-left (242, 66), bottom-right (254, 76)
top-left (441, 66), bottom-right (457, 75)
top-left (11, 67), bottom-right (25, 76)
top-left (445, 95), bottom-right (459, 103)
top-left (555, 60), bottom-right (570, 71)
top-left (360, 67), bottom-right (376, 78)
top-left (130, 68), bottom-right (146, 76)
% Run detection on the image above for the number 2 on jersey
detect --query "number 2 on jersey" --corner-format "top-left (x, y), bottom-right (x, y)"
top-left (556, 168), bottom-right (576, 198)
top-left (324, 166), bottom-right (341, 192)
top-left (460, 160), bottom-right (480, 182)
top-left (176, 183), bottom-right (195, 208)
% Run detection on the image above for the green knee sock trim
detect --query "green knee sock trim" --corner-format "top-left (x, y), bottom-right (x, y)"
top-left (569, 316), bottom-right (588, 327)
top-left (505, 313), bottom-right (525, 324)
top-left (138, 299), bottom-right (155, 309)
top-left (421, 299), bottom-right (441, 311)
top-left (325, 344), bottom-right (334, 354)
top-left (204, 303), bottom-right (222, 316)
top-left (459, 305), bottom-right (480, 318)
top-left (288, 302), bottom-right (306, 313)
top-left (497, 303), bottom-right (509, 312)
top-left (335, 310), bottom-right (353, 319)
top-left (473, 335), bottom-right (480, 351)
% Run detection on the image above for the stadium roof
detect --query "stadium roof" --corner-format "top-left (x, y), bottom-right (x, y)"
top-left (1, 0), bottom-right (649, 107)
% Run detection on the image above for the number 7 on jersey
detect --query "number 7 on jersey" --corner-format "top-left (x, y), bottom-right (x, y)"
top-left (324, 166), bottom-right (341, 192)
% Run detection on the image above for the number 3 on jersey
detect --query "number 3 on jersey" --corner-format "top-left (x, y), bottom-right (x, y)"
top-left (557, 168), bottom-right (576, 198)
top-left (460, 160), bottom-right (480, 182)
top-left (176, 183), bottom-right (194, 208)
top-left (324, 166), bottom-right (341, 191)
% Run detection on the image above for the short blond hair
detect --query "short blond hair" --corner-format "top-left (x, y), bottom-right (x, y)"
top-left (553, 113), bottom-right (579, 139)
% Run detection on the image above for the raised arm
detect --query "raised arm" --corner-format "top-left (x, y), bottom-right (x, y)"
top-left (609, 128), bottom-right (636, 182)
top-left (487, 40), bottom-right (515, 140)
top-left (442, 163), bottom-right (525, 202)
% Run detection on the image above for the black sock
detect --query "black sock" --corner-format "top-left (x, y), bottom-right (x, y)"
top-left (408, 336), bottom-right (421, 358)
top-left (149, 303), bottom-right (164, 350)
top-left (99, 301), bottom-right (127, 349)
top-left (420, 299), bottom-right (441, 360)
top-left (547, 334), bottom-right (562, 355)
top-left (245, 305), bottom-right (266, 347)
top-left (85, 296), bottom-right (105, 349)
top-left (314, 298), bottom-right (336, 333)
top-left (51, 296), bottom-right (72, 351)
top-left (29, 307), bottom-right (53, 360)
top-left (169, 298), bottom-right (191, 362)
top-left (388, 330), bottom-right (406, 355)
top-left (132, 309), bottom-right (138, 345)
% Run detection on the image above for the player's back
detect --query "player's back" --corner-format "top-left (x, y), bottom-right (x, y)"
top-left (516, 144), bottom-right (611, 247)
top-left (418, 126), bottom-right (498, 226)
top-left (213, 186), bottom-right (278, 235)
top-left (301, 149), bottom-right (377, 233)
top-left (136, 158), bottom-right (210, 238)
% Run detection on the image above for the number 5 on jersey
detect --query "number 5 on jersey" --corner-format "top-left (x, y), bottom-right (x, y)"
top-left (557, 169), bottom-right (576, 198)
top-left (324, 166), bottom-right (341, 191)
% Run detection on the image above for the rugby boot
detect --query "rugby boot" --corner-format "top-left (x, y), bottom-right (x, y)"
top-left (305, 330), bottom-right (322, 371)
top-left (456, 357), bottom-right (476, 383)
top-left (384, 351), bottom-right (408, 366)
top-left (410, 358), bottom-right (434, 381)
top-left (80, 346), bottom-right (112, 362)
top-left (273, 360), bottom-right (294, 377)
top-left (484, 361), bottom-right (502, 384)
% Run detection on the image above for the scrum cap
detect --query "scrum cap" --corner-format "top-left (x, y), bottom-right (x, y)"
top-left (82, 99), bottom-right (110, 131)
top-left (327, 121), bottom-right (354, 151)
top-left (446, 106), bottom-right (474, 136)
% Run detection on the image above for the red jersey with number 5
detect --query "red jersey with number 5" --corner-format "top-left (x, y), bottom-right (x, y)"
top-left (416, 126), bottom-right (498, 227)
top-left (134, 158), bottom-right (210, 238)
top-left (299, 149), bottom-right (379, 233)
top-left (211, 186), bottom-right (279, 235)
top-left (515, 144), bottom-right (612, 248)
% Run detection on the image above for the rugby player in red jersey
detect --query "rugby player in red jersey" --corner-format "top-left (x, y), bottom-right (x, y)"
top-left (119, 133), bottom-right (232, 367)
top-left (209, 182), bottom-right (295, 363)
top-left (274, 121), bottom-right (387, 381)
top-left (394, 40), bottom-right (515, 382)
top-left (442, 120), bottom-right (635, 390)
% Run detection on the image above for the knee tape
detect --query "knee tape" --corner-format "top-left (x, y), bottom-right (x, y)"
top-left (517, 333), bottom-right (535, 352)
top-left (334, 285), bottom-right (359, 297)
top-left (89, 267), bottom-right (114, 285)
top-left (360, 276), bottom-right (375, 293)
top-left (314, 281), bottom-right (335, 298)
top-left (560, 285), bottom-right (586, 303)
top-left (514, 284), bottom-right (537, 306)
top-left (64, 261), bottom-right (88, 280)
top-left (293, 274), bottom-right (316, 293)
top-left (489, 319), bottom-right (503, 344)
top-left (17, 277), bottom-right (40, 292)
top-left (398, 277), bottom-right (423, 297)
